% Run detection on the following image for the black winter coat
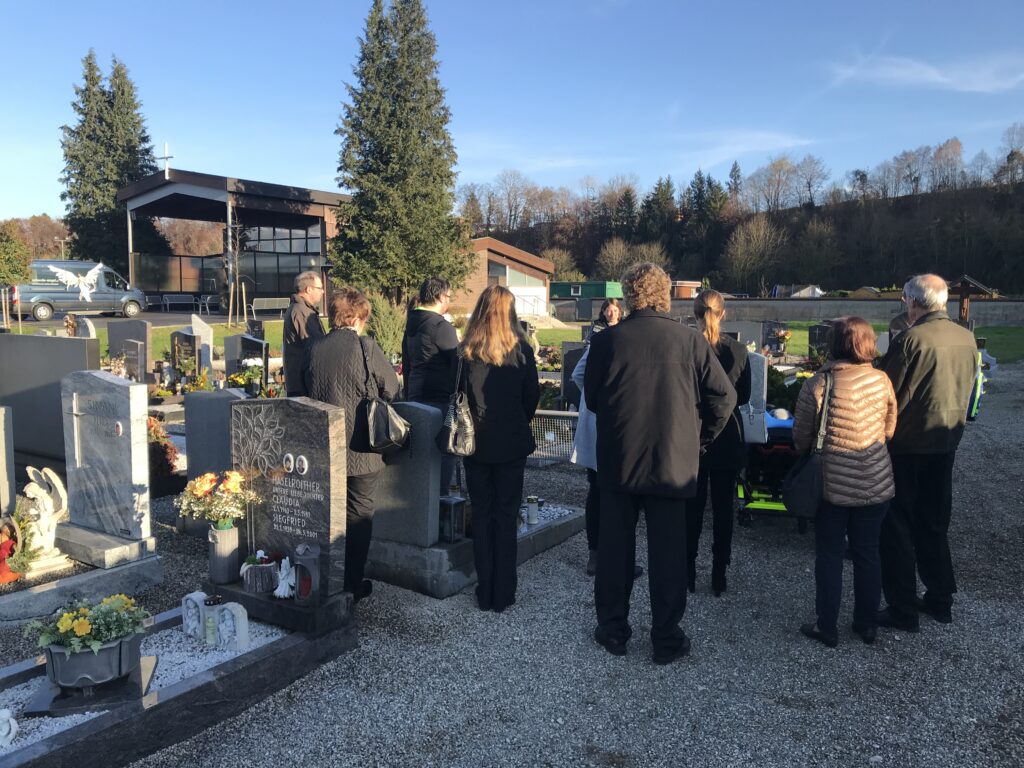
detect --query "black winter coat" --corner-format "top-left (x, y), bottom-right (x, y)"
top-left (283, 295), bottom-right (326, 396)
top-left (304, 328), bottom-right (401, 477)
top-left (402, 309), bottom-right (459, 403)
top-left (584, 308), bottom-right (736, 498)
top-left (702, 336), bottom-right (751, 470)
top-left (458, 340), bottom-right (541, 464)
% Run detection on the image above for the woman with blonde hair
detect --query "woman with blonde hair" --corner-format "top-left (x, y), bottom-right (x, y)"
top-left (458, 285), bottom-right (540, 612)
top-left (685, 289), bottom-right (750, 596)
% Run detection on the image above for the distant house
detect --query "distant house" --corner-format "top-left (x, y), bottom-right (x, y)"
top-left (456, 237), bottom-right (554, 317)
top-left (849, 286), bottom-right (882, 299)
top-left (549, 280), bottom-right (622, 300)
top-left (772, 284), bottom-right (824, 299)
top-left (670, 280), bottom-right (702, 299)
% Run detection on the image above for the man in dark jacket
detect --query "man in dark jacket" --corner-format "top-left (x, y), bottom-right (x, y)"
top-left (878, 274), bottom-right (978, 631)
top-left (584, 263), bottom-right (735, 664)
top-left (403, 277), bottom-right (459, 488)
top-left (283, 271), bottom-right (326, 396)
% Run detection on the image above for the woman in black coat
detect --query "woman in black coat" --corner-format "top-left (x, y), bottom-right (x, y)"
top-left (685, 289), bottom-right (751, 596)
top-left (458, 285), bottom-right (540, 612)
top-left (304, 286), bottom-right (400, 604)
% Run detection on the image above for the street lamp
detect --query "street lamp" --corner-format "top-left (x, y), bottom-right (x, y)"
top-left (54, 237), bottom-right (68, 259)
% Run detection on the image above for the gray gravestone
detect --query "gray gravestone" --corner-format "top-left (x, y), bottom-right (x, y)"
top-left (374, 402), bottom-right (443, 548)
top-left (809, 321), bottom-right (834, 357)
top-left (231, 398), bottom-right (346, 597)
top-left (739, 352), bottom-right (768, 444)
top-left (0, 335), bottom-right (101, 461)
top-left (190, 314), bottom-right (214, 372)
top-left (170, 330), bottom-right (199, 376)
top-left (1, 407), bottom-right (13, 515)
top-left (60, 371), bottom-right (150, 539)
top-left (122, 340), bottom-right (145, 382)
top-left (108, 320), bottom-right (153, 381)
top-left (721, 321), bottom-right (764, 348)
top-left (225, 334), bottom-right (270, 390)
top-left (74, 318), bottom-right (97, 338)
top-left (185, 389), bottom-right (247, 480)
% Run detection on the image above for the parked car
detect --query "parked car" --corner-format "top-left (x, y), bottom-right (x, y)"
top-left (12, 260), bottom-right (146, 321)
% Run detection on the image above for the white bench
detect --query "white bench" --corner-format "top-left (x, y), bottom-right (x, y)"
top-left (247, 297), bottom-right (291, 317)
top-left (162, 294), bottom-right (198, 312)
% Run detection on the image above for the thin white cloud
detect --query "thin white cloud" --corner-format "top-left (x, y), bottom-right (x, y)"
top-left (454, 132), bottom-right (633, 181)
top-left (673, 130), bottom-right (815, 171)
top-left (832, 53), bottom-right (1024, 94)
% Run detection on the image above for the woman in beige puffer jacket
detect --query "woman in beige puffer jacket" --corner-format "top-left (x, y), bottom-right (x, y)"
top-left (793, 316), bottom-right (897, 649)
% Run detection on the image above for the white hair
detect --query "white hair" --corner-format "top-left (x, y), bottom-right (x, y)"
top-left (904, 274), bottom-right (948, 312)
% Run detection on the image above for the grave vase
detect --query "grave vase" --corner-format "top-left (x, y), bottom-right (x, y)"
top-left (208, 523), bottom-right (240, 584)
top-left (45, 633), bottom-right (142, 690)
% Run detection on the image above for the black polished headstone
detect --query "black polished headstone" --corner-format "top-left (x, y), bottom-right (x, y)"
top-left (809, 321), bottom-right (834, 356)
top-left (108, 319), bottom-right (153, 382)
top-left (225, 334), bottom-right (270, 390)
top-left (246, 319), bottom-right (265, 340)
top-left (231, 397), bottom-right (346, 598)
top-left (170, 330), bottom-right (199, 375)
top-left (561, 341), bottom-right (587, 409)
top-left (123, 339), bottom-right (145, 382)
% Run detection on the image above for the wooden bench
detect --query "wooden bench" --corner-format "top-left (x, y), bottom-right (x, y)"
top-left (162, 294), bottom-right (198, 312)
top-left (247, 297), bottom-right (291, 317)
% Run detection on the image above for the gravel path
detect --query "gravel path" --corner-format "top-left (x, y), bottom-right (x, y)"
top-left (2, 366), bottom-right (1020, 767)
top-left (125, 365), bottom-right (1023, 767)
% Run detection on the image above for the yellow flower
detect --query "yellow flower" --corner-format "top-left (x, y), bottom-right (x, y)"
top-left (220, 471), bottom-right (244, 494)
top-left (72, 618), bottom-right (92, 637)
top-left (192, 473), bottom-right (219, 497)
top-left (78, 607), bottom-right (90, 616)
top-left (57, 614), bottom-right (74, 633)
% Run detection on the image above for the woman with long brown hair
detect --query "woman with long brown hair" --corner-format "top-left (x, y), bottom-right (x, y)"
top-left (685, 289), bottom-right (750, 596)
top-left (458, 285), bottom-right (540, 612)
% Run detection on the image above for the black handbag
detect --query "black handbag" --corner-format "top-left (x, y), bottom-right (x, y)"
top-left (358, 337), bottom-right (410, 455)
top-left (781, 371), bottom-right (832, 519)
top-left (436, 353), bottom-right (476, 456)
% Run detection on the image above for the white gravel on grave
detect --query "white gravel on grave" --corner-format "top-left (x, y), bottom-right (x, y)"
top-left (0, 621), bottom-right (288, 756)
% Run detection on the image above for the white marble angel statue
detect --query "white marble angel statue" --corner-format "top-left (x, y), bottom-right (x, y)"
top-left (273, 556), bottom-right (295, 599)
top-left (47, 262), bottom-right (104, 302)
top-left (22, 467), bottom-right (69, 556)
top-left (0, 708), bottom-right (18, 747)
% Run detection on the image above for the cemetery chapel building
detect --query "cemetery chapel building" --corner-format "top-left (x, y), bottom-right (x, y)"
top-left (117, 170), bottom-right (554, 315)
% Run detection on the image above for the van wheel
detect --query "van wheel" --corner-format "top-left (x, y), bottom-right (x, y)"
top-left (122, 301), bottom-right (141, 318)
top-left (32, 304), bottom-right (54, 321)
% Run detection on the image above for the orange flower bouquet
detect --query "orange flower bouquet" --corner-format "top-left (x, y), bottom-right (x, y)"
top-left (175, 471), bottom-right (260, 530)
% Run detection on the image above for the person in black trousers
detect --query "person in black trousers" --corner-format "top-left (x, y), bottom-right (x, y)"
top-left (686, 289), bottom-right (750, 596)
top-left (584, 264), bottom-right (734, 664)
top-left (458, 285), bottom-right (540, 613)
top-left (304, 286), bottom-right (400, 604)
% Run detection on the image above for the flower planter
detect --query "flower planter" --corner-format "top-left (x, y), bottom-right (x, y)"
top-left (45, 633), bottom-right (143, 689)
top-left (208, 524), bottom-right (240, 584)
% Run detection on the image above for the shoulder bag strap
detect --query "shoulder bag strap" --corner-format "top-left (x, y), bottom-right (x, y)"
top-left (357, 334), bottom-right (375, 398)
top-left (813, 372), bottom-right (832, 452)
top-left (453, 351), bottom-right (465, 395)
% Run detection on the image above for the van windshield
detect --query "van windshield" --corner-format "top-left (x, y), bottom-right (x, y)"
top-left (105, 270), bottom-right (128, 291)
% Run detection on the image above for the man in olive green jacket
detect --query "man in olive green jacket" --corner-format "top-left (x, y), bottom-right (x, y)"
top-left (878, 274), bottom-right (978, 631)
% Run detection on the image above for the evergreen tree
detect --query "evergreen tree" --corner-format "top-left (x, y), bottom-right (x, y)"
top-left (0, 221), bottom-right (31, 326)
top-left (333, 0), bottom-right (472, 304)
top-left (613, 187), bottom-right (638, 241)
top-left (60, 51), bottom-right (168, 274)
top-left (728, 161), bottom-right (743, 201)
top-left (459, 188), bottom-right (485, 236)
top-left (637, 176), bottom-right (680, 258)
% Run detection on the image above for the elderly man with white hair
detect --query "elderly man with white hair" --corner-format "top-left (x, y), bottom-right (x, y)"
top-left (877, 274), bottom-right (978, 632)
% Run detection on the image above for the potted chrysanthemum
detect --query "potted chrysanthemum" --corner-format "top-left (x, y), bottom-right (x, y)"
top-left (175, 471), bottom-right (260, 584)
top-left (24, 594), bottom-right (150, 689)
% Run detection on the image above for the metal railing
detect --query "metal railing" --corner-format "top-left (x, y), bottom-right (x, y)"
top-left (529, 409), bottom-right (578, 463)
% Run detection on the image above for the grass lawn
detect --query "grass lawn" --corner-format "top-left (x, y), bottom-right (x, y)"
top-left (975, 327), bottom-right (1024, 363)
top-left (536, 328), bottom-right (585, 347)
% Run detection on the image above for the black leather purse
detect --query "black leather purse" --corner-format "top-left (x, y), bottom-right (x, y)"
top-left (781, 371), bottom-right (832, 519)
top-left (358, 337), bottom-right (410, 455)
top-left (436, 353), bottom-right (475, 456)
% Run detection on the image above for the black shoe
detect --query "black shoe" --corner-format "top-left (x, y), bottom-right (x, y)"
top-left (652, 635), bottom-right (692, 665)
top-left (800, 622), bottom-right (838, 648)
top-left (593, 627), bottom-right (628, 657)
top-left (851, 623), bottom-right (877, 645)
top-left (915, 597), bottom-right (952, 624)
top-left (586, 550), bottom-right (598, 577)
top-left (492, 596), bottom-right (516, 613)
top-left (876, 607), bottom-right (920, 633)
top-left (712, 569), bottom-right (727, 597)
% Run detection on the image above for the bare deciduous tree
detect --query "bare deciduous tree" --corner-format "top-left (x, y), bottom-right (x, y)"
top-left (795, 155), bottom-right (830, 206)
top-left (722, 214), bottom-right (786, 295)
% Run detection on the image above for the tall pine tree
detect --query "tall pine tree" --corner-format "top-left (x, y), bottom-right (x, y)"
top-left (333, 0), bottom-right (471, 303)
top-left (60, 51), bottom-right (168, 274)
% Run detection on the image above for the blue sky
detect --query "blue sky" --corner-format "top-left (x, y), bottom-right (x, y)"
top-left (2, 0), bottom-right (1022, 218)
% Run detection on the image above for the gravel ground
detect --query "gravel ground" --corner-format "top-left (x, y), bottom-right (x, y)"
top-left (2, 366), bottom-right (1021, 767)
